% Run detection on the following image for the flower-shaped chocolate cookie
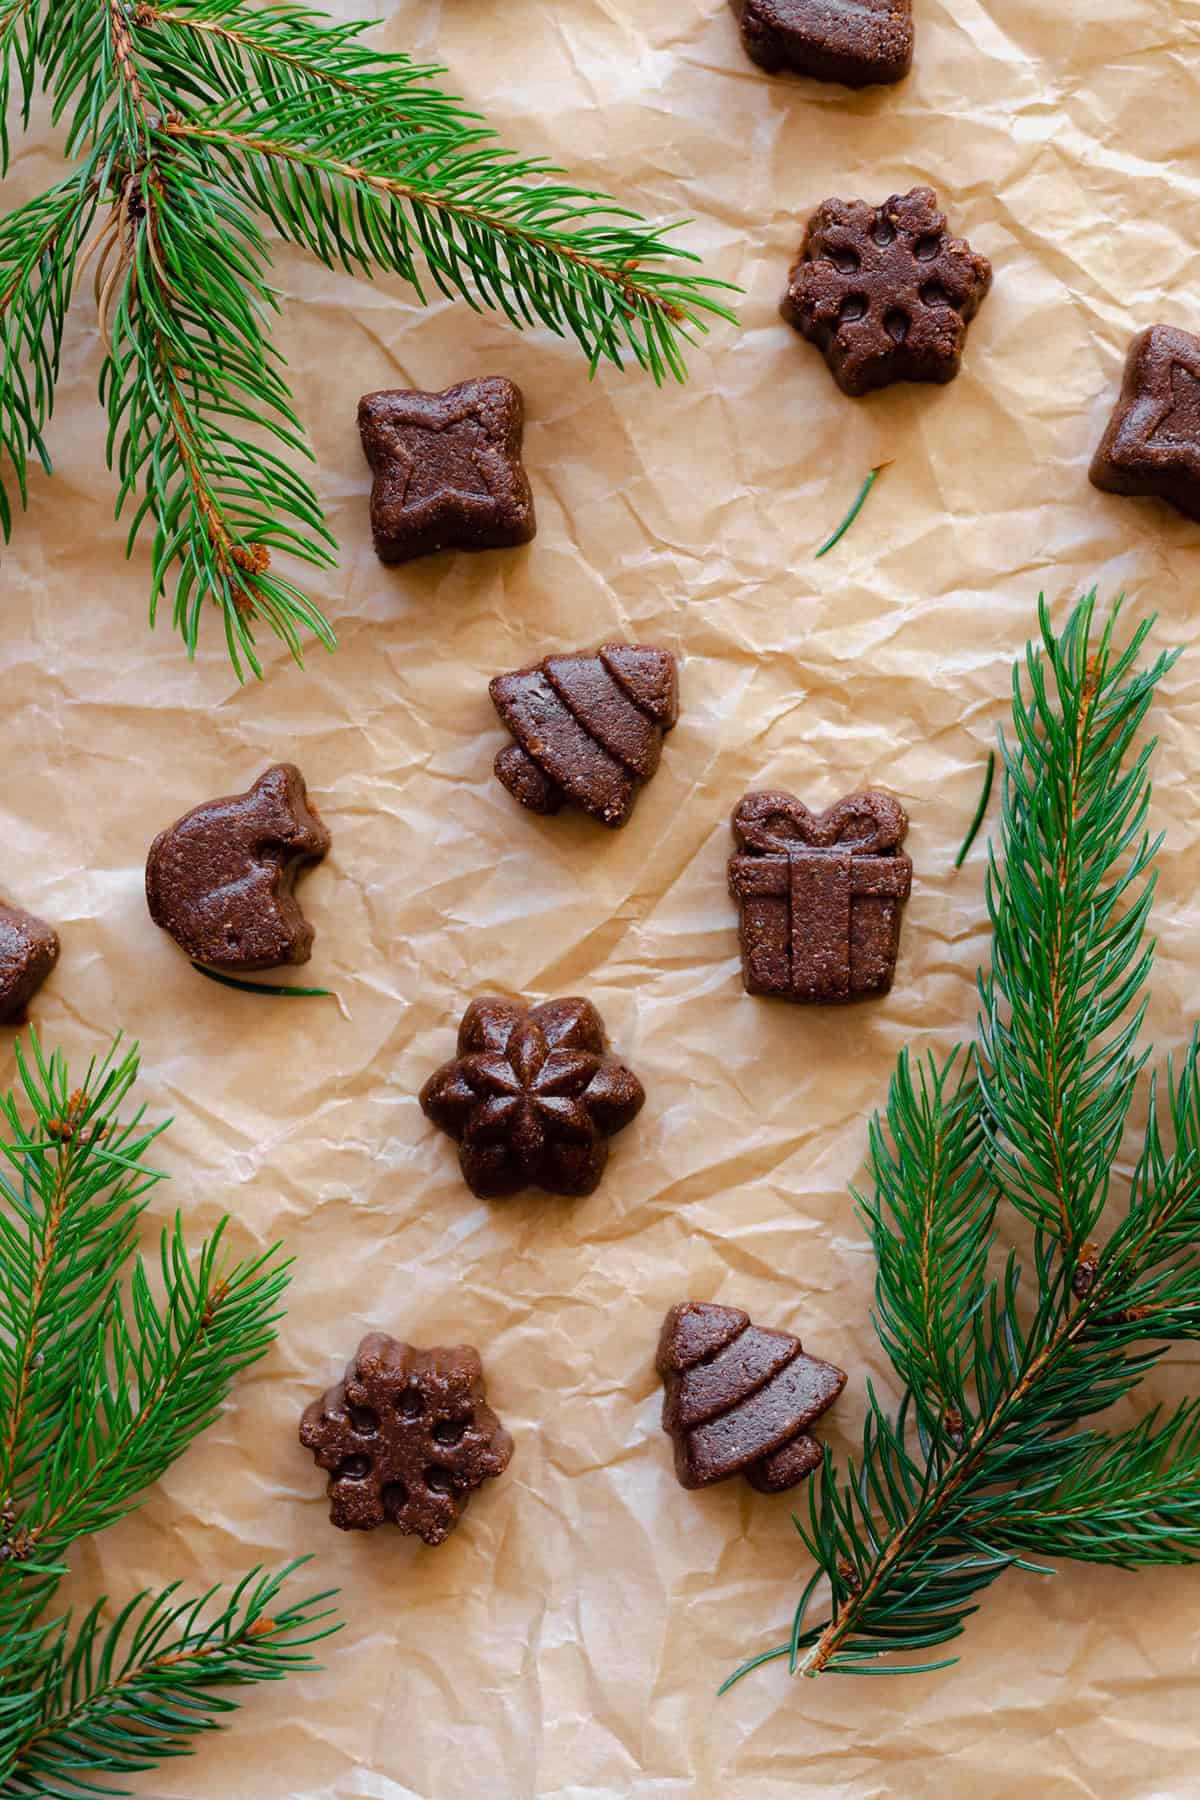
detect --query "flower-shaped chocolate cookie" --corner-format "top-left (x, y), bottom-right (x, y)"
top-left (420, 997), bottom-right (645, 1198)
top-left (781, 186), bottom-right (992, 396)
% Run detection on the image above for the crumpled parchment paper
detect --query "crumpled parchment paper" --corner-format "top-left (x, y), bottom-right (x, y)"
top-left (6, 1), bottom-right (1200, 1795)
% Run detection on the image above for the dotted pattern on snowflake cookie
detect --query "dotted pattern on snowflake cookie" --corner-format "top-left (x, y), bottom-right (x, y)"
top-left (299, 1333), bottom-right (514, 1547)
top-left (781, 186), bottom-right (992, 396)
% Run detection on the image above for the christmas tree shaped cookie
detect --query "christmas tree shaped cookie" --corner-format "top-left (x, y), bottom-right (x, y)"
top-left (657, 1301), bottom-right (846, 1492)
top-left (490, 643), bottom-right (679, 828)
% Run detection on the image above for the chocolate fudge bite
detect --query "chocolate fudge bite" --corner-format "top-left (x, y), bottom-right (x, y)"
top-left (729, 789), bottom-right (912, 1003)
top-left (1090, 325), bottom-right (1200, 522)
top-left (300, 1333), bottom-right (513, 1546)
top-left (420, 996), bottom-right (645, 1199)
top-left (730, 0), bottom-right (913, 86)
top-left (0, 903), bottom-right (59, 1024)
top-left (146, 764), bottom-right (330, 972)
top-left (490, 643), bottom-right (679, 828)
top-left (358, 376), bottom-right (536, 564)
top-left (782, 187), bottom-right (992, 396)
top-left (657, 1301), bottom-right (846, 1492)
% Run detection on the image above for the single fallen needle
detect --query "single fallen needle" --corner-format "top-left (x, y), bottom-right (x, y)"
top-left (814, 462), bottom-right (892, 559)
top-left (190, 962), bottom-right (349, 1018)
top-left (954, 749), bottom-right (996, 869)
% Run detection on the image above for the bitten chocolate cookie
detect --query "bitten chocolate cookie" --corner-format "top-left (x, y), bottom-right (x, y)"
top-left (490, 643), bottom-right (679, 828)
top-left (730, 0), bottom-right (913, 86)
top-left (729, 790), bottom-right (912, 1002)
top-left (358, 376), bottom-right (536, 564)
top-left (0, 903), bottom-right (59, 1024)
top-left (146, 764), bottom-right (330, 972)
top-left (781, 187), bottom-right (992, 396)
top-left (420, 996), bottom-right (645, 1199)
top-left (300, 1333), bottom-right (513, 1546)
top-left (1090, 325), bottom-right (1200, 521)
top-left (657, 1302), bottom-right (846, 1492)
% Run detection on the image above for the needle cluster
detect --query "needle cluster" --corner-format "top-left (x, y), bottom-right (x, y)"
top-left (727, 592), bottom-right (1200, 1689)
top-left (0, 1034), bottom-right (337, 1796)
top-left (0, 0), bottom-right (734, 676)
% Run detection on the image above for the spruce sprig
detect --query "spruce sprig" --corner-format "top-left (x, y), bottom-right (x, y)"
top-left (0, 1033), bottom-right (339, 1794)
top-left (726, 591), bottom-right (1200, 1690)
top-left (1, 1), bottom-right (735, 677)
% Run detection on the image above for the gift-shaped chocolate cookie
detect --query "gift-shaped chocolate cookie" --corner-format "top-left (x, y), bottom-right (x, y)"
top-left (728, 790), bottom-right (912, 1002)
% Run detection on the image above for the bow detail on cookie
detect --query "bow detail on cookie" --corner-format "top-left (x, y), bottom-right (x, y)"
top-left (731, 789), bottom-right (907, 859)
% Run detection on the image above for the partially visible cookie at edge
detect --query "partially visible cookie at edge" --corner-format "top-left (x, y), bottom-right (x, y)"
top-left (730, 0), bottom-right (913, 86)
top-left (0, 903), bottom-right (60, 1024)
top-left (1090, 324), bottom-right (1200, 521)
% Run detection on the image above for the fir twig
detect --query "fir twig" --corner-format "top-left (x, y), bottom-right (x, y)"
top-left (728, 591), bottom-right (1200, 1690)
top-left (0, 1033), bottom-right (338, 1788)
top-left (189, 962), bottom-right (332, 998)
top-left (1, 1564), bottom-right (339, 1797)
top-left (0, 0), bottom-right (736, 674)
top-left (953, 750), bottom-right (995, 869)
top-left (814, 463), bottom-right (888, 559)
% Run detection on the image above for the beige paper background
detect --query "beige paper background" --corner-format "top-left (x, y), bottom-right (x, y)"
top-left (6, 0), bottom-right (1200, 1794)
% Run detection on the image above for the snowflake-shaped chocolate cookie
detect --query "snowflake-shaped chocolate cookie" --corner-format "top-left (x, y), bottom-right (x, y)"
top-left (299, 1332), bottom-right (514, 1547)
top-left (781, 186), bottom-right (992, 396)
top-left (420, 996), bottom-right (645, 1199)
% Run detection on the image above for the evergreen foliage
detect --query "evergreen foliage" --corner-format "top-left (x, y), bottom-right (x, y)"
top-left (0, 1), bottom-right (734, 675)
top-left (726, 594), bottom-right (1200, 1688)
top-left (0, 1034), bottom-right (337, 1796)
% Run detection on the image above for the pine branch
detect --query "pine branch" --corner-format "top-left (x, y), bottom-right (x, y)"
top-left (0, 1036), bottom-right (163, 1526)
top-left (100, 147), bottom-right (337, 675)
top-left (2, 1219), bottom-right (290, 1606)
top-left (0, 174), bottom-right (99, 539)
top-left (0, 1564), bottom-right (339, 1797)
top-left (1, 0), bottom-right (736, 674)
top-left (727, 592), bottom-right (1200, 1692)
top-left (0, 1037), bottom-right (339, 1790)
top-left (972, 1402), bottom-right (1200, 1567)
top-left (858, 1050), bottom-right (994, 1450)
top-left (0, 0), bottom-right (39, 171)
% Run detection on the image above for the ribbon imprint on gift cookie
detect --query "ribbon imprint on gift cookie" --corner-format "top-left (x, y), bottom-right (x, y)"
top-left (729, 790), bottom-right (912, 1002)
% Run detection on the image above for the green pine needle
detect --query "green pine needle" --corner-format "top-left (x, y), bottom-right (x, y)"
top-left (190, 962), bottom-right (332, 998)
top-left (814, 463), bottom-right (887, 559)
top-left (0, 1031), bottom-right (339, 1790)
top-left (0, 0), bottom-right (738, 676)
top-left (728, 590), bottom-right (1200, 1691)
top-left (953, 750), bottom-right (995, 869)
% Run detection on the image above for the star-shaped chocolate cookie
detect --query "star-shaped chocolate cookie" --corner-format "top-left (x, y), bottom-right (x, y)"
top-left (781, 187), bottom-right (992, 396)
top-left (1090, 325), bottom-right (1200, 521)
top-left (420, 997), bottom-right (645, 1199)
top-left (358, 376), bottom-right (537, 564)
